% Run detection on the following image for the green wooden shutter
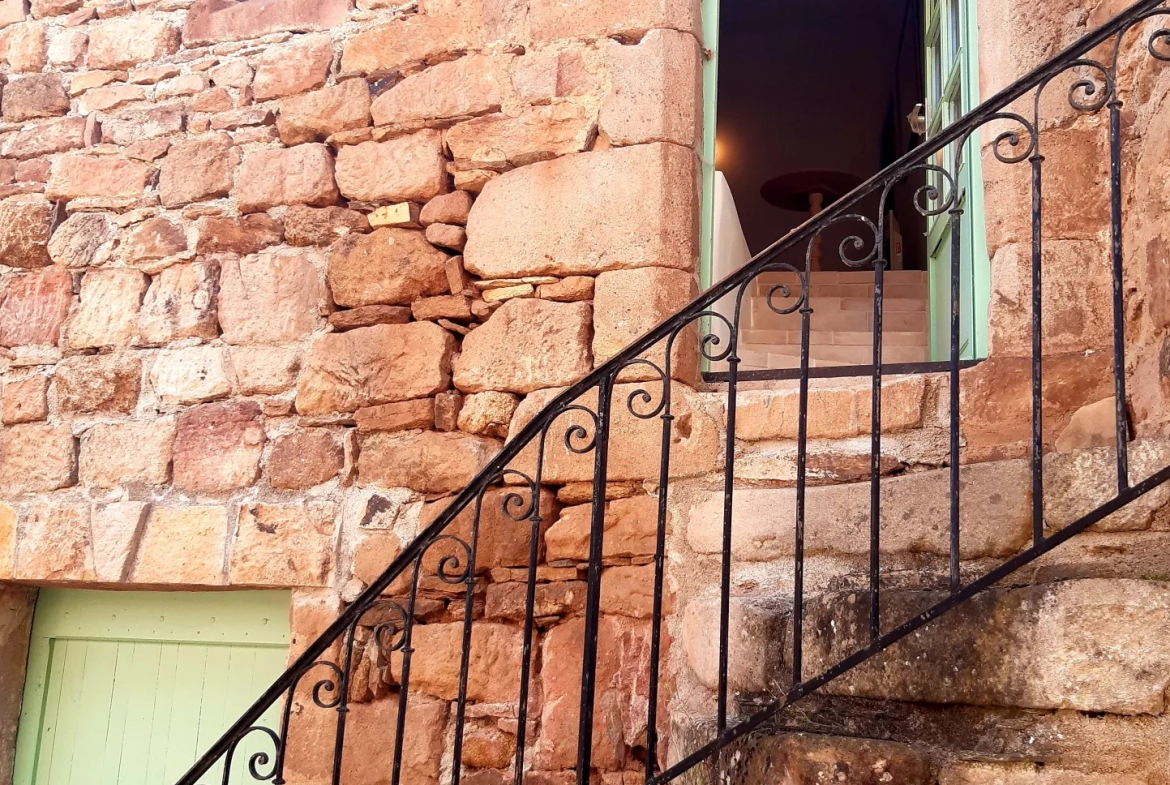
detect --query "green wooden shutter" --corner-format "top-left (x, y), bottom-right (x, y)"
top-left (13, 589), bottom-right (290, 785)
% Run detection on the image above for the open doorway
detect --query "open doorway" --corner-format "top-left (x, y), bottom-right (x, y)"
top-left (704, 0), bottom-right (986, 372)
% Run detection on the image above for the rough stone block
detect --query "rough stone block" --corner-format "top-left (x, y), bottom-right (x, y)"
top-left (453, 298), bottom-right (593, 394)
top-left (340, 5), bottom-right (483, 75)
top-left (486, 580), bottom-right (586, 620)
top-left (329, 304), bottom-right (411, 331)
top-left (1044, 440), bottom-right (1170, 533)
top-left (535, 615), bottom-right (649, 771)
top-left (2, 374), bottom-right (48, 423)
top-left (457, 391), bottom-right (518, 438)
top-left (2, 115), bottom-right (86, 159)
top-left (230, 502), bottom-right (336, 587)
top-left (231, 346), bottom-right (301, 395)
top-left (388, 622), bottom-right (524, 703)
top-left (100, 104), bottom-right (185, 147)
top-left (252, 33), bottom-right (332, 101)
top-left (2, 74), bottom-right (68, 121)
top-left (334, 131), bottom-right (446, 204)
top-left (184, 0), bottom-right (350, 46)
top-left (15, 502), bottom-right (92, 580)
top-left (159, 133), bottom-right (238, 207)
top-left (354, 398), bottom-right (434, 432)
top-left (0, 423), bottom-right (74, 493)
top-left (327, 227), bottom-right (449, 308)
top-left (48, 212), bottom-right (118, 267)
top-left (133, 506), bottom-right (228, 585)
top-left (66, 268), bottom-right (148, 348)
top-left (45, 154), bottom-right (153, 201)
top-left (0, 195), bottom-right (53, 268)
top-left (0, 269), bottom-right (73, 347)
top-left (79, 418), bottom-right (176, 488)
top-left (599, 564), bottom-right (653, 618)
top-left (236, 143), bottom-right (339, 213)
top-left (277, 78), bottom-right (371, 146)
top-left (173, 401), bottom-right (265, 494)
top-left (267, 429), bottom-right (344, 489)
top-left (296, 322), bottom-right (455, 415)
top-left (124, 217), bottom-right (189, 265)
top-left (90, 501), bottom-right (148, 583)
top-left (528, 0), bottom-right (700, 42)
top-left (940, 762), bottom-right (1142, 785)
top-left (87, 16), bottom-right (178, 69)
top-left (418, 486), bottom-right (558, 572)
top-left (284, 204), bottom-right (368, 247)
top-left (357, 429), bottom-right (498, 494)
top-left (592, 266), bottom-right (698, 380)
top-left (600, 29), bottom-right (701, 147)
top-left (420, 190), bottom-right (473, 227)
top-left (56, 352), bottom-right (140, 414)
top-left (796, 580), bottom-right (1170, 714)
top-left (150, 345), bottom-right (233, 404)
top-left (138, 261), bottom-right (219, 345)
top-left (685, 459), bottom-right (1031, 561)
top-left (545, 495), bottom-right (661, 562)
top-left (738, 734), bottom-right (934, 785)
top-left (218, 251), bottom-right (325, 344)
top-left (195, 214), bottom-right (284, 255)
top-left (371, 53), bottom-right (509, 126)
top-left (464, 143), bottom-right (698, 278)
top-left (445, 103), bottom-right (596, 171)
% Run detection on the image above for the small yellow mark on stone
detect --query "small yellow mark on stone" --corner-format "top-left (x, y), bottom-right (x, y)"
top-left (368, 202), bottom-right (420, 229)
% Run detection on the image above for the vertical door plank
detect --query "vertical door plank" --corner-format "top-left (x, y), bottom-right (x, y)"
top-left (65, 640), bottom-right (119, 783)
top-left (143, 642), bottom-right (181, 784)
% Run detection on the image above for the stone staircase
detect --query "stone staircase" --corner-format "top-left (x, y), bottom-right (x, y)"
top-left (737, 270), bottom-right (930, 370)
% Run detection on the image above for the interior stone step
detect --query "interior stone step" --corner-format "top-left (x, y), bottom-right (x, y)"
top-left (741, 329), bottom-right (929, 348)
top-left (750, 306), bottom-right (927, 334)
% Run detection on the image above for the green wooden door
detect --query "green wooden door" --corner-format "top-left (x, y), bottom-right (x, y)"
top-left (925, 0), bottom-right (990, 360)
top-left (13, 589), bottom-right (290, 785)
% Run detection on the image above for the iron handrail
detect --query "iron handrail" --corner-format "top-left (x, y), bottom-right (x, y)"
top-left (176, 1), bottom-right (1170, 783)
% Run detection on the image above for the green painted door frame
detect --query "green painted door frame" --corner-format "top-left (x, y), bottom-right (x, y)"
top-left (699, 0), bottom-right (990, 362)
top-left (13, 589), bottom-right (290, 785)
top-left (925, 0), bottom-right (989, 360)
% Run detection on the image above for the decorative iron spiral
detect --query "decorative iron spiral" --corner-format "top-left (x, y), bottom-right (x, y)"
top-left (616, 358), bottom-right (669, 419)
top-left (220, 725), bottom-right (281, 784)
top-left (497, 469), bottom-right (539, 521)
top-left (548, 403), bottom-right (600, 455)
top-left (421, 533), bottom-right (474, 585)
top-left (366, 601), bottom-right (410, 655)
top-left (805, 213), bottom-right (880, 268)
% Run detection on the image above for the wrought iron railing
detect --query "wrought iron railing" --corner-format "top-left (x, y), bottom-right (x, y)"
top-left (179, 2), bottom-right (1170, 783)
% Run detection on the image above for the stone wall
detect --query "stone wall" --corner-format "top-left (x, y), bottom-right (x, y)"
top-left (0, 0), bottom-right (707, 780)
top-left (0, 0), bottom-right (1168, 782)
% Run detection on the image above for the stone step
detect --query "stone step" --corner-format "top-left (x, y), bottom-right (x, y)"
top-left (730, 733), bottom-right (934, 785)
top-left (741, 328), bottom-right (929, 347)
top-left (747, 295), bottom-right (929, 316)
top-left (750, 305), bottom-right (928, 334)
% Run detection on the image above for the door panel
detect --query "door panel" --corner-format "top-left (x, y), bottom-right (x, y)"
top-left (14, 590), bottom-right (290, 785)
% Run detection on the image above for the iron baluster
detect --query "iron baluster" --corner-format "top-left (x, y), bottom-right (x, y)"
top-left (793, 279), bottom-right (812, 684)
top-left (949, 194), bottom-right (964, 593)
top-left (331, 624), bottom-right (357, 785)
top-left (1030, 149), bottom-right (1045, 547)
top-left (644, 365), bottom-right (675, 783)
top-left (716, 326), bottom-right (740, 732)
top-left (449, 496), bottom-right (485, 785)
top-left (869, 255), bottom-right (886, 643)
top-left (390, 557), bottom-right (425, 785)
top-left (1108, 92), bottom-right (1131, 492)
top-left (270, 684), bottom-right (294, 785)
top-left (576, 375), bottom-right (615, 785)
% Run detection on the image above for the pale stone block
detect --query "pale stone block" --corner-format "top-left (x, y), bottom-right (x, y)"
top-left (134, 506), bottom-right (228, 585)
